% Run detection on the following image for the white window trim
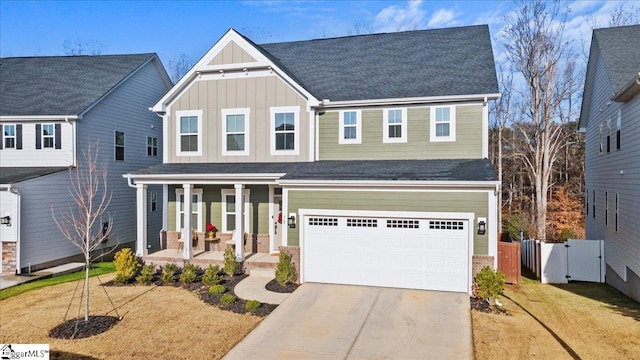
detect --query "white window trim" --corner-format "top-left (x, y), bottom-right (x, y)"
top-left (221, 108), bottom-right (250, 156)
top-left (150, 191), bottom-right (157, 212)
top-left (339, 110), bottom-right (362, 144)
top-left (147, 136), bottom-right (158, 157)
top-left (42, 123), bottom-right (55, 149)
top-left (430, 106), bottom-right (456, 142)
top-left (175, 188), bottom-right (203, 232)
top-left (176, 109), bottom-right (203, 157)
top-left (383, 108), bottom-right (407, 143)
top-left (270, 106), bottom-right (300, 155)
top-left (3, 124), bottom-right (16, 149)
top-left (221, 189), bottom-right (250, 233)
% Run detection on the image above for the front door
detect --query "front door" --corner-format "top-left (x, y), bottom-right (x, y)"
top-left (272, 196), bottom-right (283, 253)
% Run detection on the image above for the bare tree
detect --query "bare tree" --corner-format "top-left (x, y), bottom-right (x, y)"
top-left (167, 53), bottom-right (193, 84)
top-left (63, 38), bottom-right (104, 55)
top-left (52, 144), bottom-right (116, 321)
top-left (500, 0), bottom-right (577, 240)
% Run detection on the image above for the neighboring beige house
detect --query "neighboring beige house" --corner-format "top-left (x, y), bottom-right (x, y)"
top-left (125, 25), bottom-right (500, 294)
top-left (579, 24), bottom-right (640, 302)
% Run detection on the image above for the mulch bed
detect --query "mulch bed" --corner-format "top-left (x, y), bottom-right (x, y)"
top-left (470, 297), bottom-right (510, 315)
top-left (49, 316), bottom-right (120, 339)
top-left (265, 279), bottom-right (299, 293)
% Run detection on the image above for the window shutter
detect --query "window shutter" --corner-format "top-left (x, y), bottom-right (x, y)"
top-left (16, 124), bottom-right (22, 149)
top-left (35, 124), bottom-right (42, 149)
top-left (0, 126), bottom-right (3, 149)
top-left (54, 123), bottom-right (62, 149)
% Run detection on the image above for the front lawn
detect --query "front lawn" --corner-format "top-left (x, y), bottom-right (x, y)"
top-left (472, 277), bottom-right (640, 359)
top-left (0, 274), bottom-right (262, 359)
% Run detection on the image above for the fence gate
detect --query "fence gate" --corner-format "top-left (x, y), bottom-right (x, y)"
top-left (566, 239), bottom-right (605, 282)
top-left (498, 241), bottom-right (521, 285)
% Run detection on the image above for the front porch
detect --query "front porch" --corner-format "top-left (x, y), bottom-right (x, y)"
top-left (143, 249), bottom-right (279, 273)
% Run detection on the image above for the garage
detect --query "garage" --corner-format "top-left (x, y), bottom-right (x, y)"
top-left (301, 211), bottom-right (472, 293)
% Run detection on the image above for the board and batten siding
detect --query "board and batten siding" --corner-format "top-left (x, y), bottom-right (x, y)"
top-left (0, 121), bottom-right (74, 167)
top-left (167, 185), bottom-right (270, 235)
top-left (286, 190), bottom-right (489, 255)
top-left (208, 41), bottom-right (256, 65)
top-left (584, 50), bottom-right (640, 281)
top-left (318, 105), bottom-right (483, 160)
top-left (167, 75), bottom-right (310, 163)
top-left (12, 59), bottom-right (169, 270)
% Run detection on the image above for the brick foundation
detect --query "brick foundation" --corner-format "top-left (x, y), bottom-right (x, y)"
top-left (472, 255), bottom-right (495, 279)
top-left (2, 241), bottom-right (17, 275)
top-left (279, 245), bottom-right (300, 284)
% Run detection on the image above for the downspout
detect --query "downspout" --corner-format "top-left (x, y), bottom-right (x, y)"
top-left (125, 176), bottom-right (137, 189)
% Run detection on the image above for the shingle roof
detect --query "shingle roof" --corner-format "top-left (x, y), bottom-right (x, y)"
top-left (594, 25), bottom-right (640, 93)
top-left (0, 53), bottom-right (156, 116)
top-left (258, 25), bottom-right (498, 101)
top-left (0, 167), bottom-right (68, 184)
top-left (129, 159), bottom-right (497, 182)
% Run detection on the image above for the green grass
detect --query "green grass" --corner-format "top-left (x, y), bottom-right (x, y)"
top-left (0, 262), bottom-right (115, 300)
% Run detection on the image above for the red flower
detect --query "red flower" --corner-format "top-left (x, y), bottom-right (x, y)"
top-left (206, 223), bottom-right (217, 232)
top-left (277, 211), bottom-right (283, 224)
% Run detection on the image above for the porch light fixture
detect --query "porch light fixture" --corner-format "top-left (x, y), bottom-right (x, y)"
top-left (477, 220), bottom-right (486, 235)
top-left (0, 215), bottom-right (11, 226)
top-left (287, 215), bottom-right (296, 229)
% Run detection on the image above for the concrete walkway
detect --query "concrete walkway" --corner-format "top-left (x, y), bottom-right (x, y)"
top-left (0, 262), bottom-right (85, 290)
top-left (224, 283), bottom-right (474, 360)
top-left (234, 268), bottom-right (290, 305)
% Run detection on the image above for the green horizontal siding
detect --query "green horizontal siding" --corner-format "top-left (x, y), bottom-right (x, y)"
top-left (168, 185), bottom-right (270, 234)
top-left (287, 190), bottom-right (489, 255)
top-left (318, 105), bottom-right (483, 160)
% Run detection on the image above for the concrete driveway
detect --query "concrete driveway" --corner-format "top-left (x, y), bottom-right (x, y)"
top-left (224, 283), bottom-right (474, 359)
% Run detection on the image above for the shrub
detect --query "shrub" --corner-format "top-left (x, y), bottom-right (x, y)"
top-left (474, 266), bottom-right (506, 306)
top-left (179, 263), bottom-right (200, 284)
top-left (502, 213), bottom-right (531, 241)
top-left (275, 251), bottom-right (296, 285)
top-left (208, 284), bottom-right (226, 294)
top-left (114, 248), bottom-right (141, 284)
top-left (557, 228), bottom-right (578, 242)
top-left (220, 293), bottom-right (236, 305)
top-left (202, 265), bottom-right (222, 286)
top-left (161, 263), bottom-right (179, 284)
top-left (245, 300), bottom-right (261, 310)
top-left (136, 263), bottom-right (156, 284)
top-left (223, 247), bottom-right (239, 276)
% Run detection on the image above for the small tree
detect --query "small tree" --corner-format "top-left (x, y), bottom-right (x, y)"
top-left (275, 251), bottom-right (296, 285)
top-left (52, 144), bottom-right (118, 321)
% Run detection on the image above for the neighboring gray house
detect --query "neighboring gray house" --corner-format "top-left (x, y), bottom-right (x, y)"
top-left (125, 25), bottom-right (500, 295)
top-left (0, 54), bottom-right (172, 274)
top-left (579, 25), bottom-right (640, 302)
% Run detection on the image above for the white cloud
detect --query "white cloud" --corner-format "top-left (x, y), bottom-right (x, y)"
top-left (427, 8), bottom-right (457, 27)
top-left (375, 0), bottom-right (426, 32)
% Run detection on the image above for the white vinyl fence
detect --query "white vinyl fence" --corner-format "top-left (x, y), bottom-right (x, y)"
top-left (522, 239), bottom-right (605, 284)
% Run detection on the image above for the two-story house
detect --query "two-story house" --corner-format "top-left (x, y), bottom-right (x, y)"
top-left (0, 54), bottom-right (172, 275)
top-left (579, 24), bottom-right (640, 302)
top-left (125, 25), bottom-right (500, 294)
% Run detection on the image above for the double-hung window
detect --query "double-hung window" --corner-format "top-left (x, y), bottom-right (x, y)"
top-left (115, 131), bottom-right (125, 161)
top-left (175, 188), bottom-right (202, 232)
top-left (430, 106), bottom-right (456, 142)
top-left (339, 110), bottom-right (361, 144)
top-left (616, 110), bottom-right (621, 150)
top-left (176, 110), bottom-right (202, 156)
top-left (147, 137), bottom-right (158, 156)
top-left (222, 109), bottom-right (249, 156)
top-left (221, 189), bottom-right (250, 232)
top-left (383, 108), bottom-right (407, 143)
top-left (42, 124), bottom-right (55, 148)
top-left (3, 124), bottom-right (16, 149)
top-left (271, 106), bottom-right (299, 155)
top-left (606, 118), bottom-right (611, 153)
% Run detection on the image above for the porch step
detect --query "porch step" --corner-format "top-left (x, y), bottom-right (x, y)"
top-left (248, 268), bottom-right (275, 278)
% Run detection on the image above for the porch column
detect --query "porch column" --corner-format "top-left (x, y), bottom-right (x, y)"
top-left (234, 183), bottom-right (244, 261)
top-left (182, 183), bottom-right (193, 260)
top-left (135, 184), bottom-right (148, 256)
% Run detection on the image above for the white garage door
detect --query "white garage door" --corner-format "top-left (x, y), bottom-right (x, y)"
top-left (303, 214), bottom-right (470, 293)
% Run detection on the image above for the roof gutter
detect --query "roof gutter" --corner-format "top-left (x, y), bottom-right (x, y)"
top-left (278, 179), bottom-right (501, 188)
top-left (0, 115), bottom-right (79, 122)
top-left (612, 73), bottom-right (640, 102)
top-left (315, 93), bottom-right (501, 109)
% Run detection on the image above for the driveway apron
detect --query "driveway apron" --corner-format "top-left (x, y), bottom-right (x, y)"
top-left (224, 283), bottom-right (474, 359)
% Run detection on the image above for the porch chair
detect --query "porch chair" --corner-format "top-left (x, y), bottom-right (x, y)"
top-left (177, 228), bottom-right (197, 253)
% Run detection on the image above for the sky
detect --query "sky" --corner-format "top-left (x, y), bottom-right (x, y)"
top-left (0, 0), bottom-right (635, 70)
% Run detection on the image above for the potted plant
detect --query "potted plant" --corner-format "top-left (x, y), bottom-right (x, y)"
top-left (206, 223), bottom-right (218, 239)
